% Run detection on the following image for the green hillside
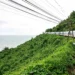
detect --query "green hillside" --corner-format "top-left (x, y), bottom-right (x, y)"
top-left (0, 34), bottom-right (75, 75)
top-left (46, 11), bottom-right (75, 32)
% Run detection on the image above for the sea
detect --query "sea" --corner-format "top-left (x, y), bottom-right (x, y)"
top-left (0, 35), bottom-right (36, 51)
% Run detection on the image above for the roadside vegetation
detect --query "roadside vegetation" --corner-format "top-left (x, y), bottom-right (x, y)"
top-left (0, 34), bottom-right (75, 75)
top-left (46, 11), bottom-right (75, 32)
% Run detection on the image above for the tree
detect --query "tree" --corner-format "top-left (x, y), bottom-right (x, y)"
top-left (0, 71), bottom-right (2, 75)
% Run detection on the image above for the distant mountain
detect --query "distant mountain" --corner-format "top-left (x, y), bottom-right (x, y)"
top-left (46, 11), bottom-right (75, 32)
top-left (0, 33), bottom-right (75, 75)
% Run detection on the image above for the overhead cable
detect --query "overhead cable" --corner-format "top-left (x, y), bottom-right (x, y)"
top-left (0, 1), bottom-right (58, 23)
top-left (45, 0), bottom-right (65, 17)
top-left (54, 0), bottom-right (65, 13)
top-left (22, 0), bottom-right (62, 21)
top-left (8, 0), bottom-right (60, 22)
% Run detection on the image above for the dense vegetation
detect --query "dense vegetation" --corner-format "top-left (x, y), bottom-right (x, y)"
top-left (0, 34), bottom-right (75, 75)
top-left (46, 11), bottom-right (75, 32)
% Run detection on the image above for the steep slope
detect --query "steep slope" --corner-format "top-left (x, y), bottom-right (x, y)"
top-left (0, 34), bottom-right (75, 75)
top-left (46, 11), bottom-right (75, 32)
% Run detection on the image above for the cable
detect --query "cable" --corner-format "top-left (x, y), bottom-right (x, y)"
top-left (54, 0), bottom-right (65, 13)
top-left (23, 0), bottom-right (62, 21)
top-left (0, 4), bottom-right (27, 18)
top-left (22, 0), bottom-right (62, 21)
top-left (0, 1), bottom-right (58, 23)
top-left (8, 0), bottom-right (60, 22)
top-left (44, 0), bottom-right (65, 17)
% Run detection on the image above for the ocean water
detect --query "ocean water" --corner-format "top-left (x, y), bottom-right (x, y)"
top-left (0, 35), bottom-right (35, 51)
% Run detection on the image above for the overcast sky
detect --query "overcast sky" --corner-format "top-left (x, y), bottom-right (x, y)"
top-left (0, 0), bottom-right (75, 35)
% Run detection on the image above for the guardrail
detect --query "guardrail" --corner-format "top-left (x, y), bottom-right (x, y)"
top-left (45, 31), bottom-right (75, 37)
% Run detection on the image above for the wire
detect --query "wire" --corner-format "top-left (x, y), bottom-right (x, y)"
top-left (23, 0), bottom-right (62, 21)
top-left (44, 0), bottom-right (65, 17)
top-left (0, 1), bottom-right (58, 23)
top-left (54, 0), bottom-right (65, 13)
top-left (8, 0), bottom-right (60, 22)
top-left (22, 0), bottom-right (62, 21)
